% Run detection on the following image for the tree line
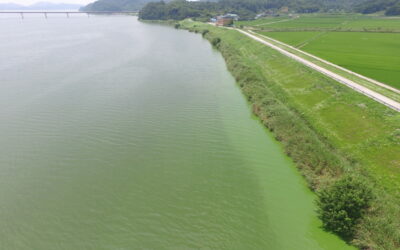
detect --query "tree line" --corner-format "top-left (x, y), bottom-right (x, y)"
top-left (356, 0), bottom-right (400, 15)
top-left (139, 0), bottom-right (346, 20)
top-left (81, 0), bottom-right (400, 18)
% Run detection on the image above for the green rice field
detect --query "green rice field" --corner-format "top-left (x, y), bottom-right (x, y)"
top-left (238, 14), bottom-right (400, 89)
top-left (258, 31), bottom-right (400, 89)
top-left (341, 16), bottom-right (400, 30)
top-left (238, 14), bottom-right (400, 31)
top-left (252, 15), bottom-right (356, 29)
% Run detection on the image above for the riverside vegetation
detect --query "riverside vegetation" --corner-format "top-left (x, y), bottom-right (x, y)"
top-left (173, 20), bottom-right (400, 249)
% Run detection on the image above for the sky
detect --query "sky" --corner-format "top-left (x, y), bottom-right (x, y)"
top-left (0, 0), bottom-right (93, 5)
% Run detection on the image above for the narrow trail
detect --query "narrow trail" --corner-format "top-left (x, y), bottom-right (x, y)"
top-left (236, 29), bottom-right (400, 112)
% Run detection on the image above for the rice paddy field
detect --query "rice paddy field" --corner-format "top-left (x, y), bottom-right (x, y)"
top-left (238, 14), bottom-right (400, 31)
top-left (238, 14), bottom-right (400, 89)
top-left (244, 15), bottom-right (357, 29)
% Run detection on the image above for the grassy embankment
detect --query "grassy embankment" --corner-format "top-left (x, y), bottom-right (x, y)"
top-left (178, 20), bottom-right (400, 249)
top-left (237, 14), bottom-right (400, 89)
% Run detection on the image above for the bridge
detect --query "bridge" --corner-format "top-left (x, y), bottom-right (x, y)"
top-left (0, 11), bottom-right (138, 19)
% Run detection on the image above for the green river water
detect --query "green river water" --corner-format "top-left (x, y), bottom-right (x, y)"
top-left (0, 15), bottom-right (353, 249)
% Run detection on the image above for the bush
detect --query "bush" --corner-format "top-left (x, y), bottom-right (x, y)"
top-left (211, 37), bottom-right (221, 47)
top-left (201, 29), bottom-right (209, 37)
top-left (174, 23), bottom-right (181, 29)
top-left (317, 176), bottom-right (373, 239)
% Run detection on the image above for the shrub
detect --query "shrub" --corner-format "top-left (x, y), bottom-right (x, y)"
top-left (174, 23), bottom-right (181, 29)
top-left (317, 176), bottom-right (373, 239)
top-left (211, 37), bottom-right (221, 47)
top-left (201, 29), bottom-right (209, 36)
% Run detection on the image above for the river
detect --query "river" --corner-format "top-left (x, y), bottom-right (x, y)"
top-left (0, 15), bottom-right (353, 249)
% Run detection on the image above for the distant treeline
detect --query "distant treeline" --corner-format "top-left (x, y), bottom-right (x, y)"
top-left (81, 0), bottom-right (400, 18)
top-left (140, 1), bottom-right (223, 21)
top-left (139, 0), bottom-right (341, 20)
top-left (356, 0), bottom-right (400, 15)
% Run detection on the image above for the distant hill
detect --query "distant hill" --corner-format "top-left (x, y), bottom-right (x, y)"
top-left (81, 0), bottom-right (400, 16)
top-left (83, 0), bottom-right (372, 13)
top-left (138, 0), bottom-right (384, 20)
top-left (80, 0), bottom-right (159, 11)
top-left (80, 0), bottom-right (216, 11)
top-left (0, 3), bottom-right (22, 10)
top-left (0, 2), bottom-right (82, 10)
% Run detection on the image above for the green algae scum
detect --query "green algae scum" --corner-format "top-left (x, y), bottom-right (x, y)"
top-left (0, 16), bottom-right (352, 249)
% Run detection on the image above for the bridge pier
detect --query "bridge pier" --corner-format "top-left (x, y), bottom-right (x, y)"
top-left (66, 12), bottom-right (69, 18)
top-left (20, 12), bottom-right (24, 19)
top-left (44, 13), bottom-right (47, 19)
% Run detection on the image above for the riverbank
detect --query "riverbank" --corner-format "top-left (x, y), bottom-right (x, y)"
top-left (175, 20), bottom-right (400, 249)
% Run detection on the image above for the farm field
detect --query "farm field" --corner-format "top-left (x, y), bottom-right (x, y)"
top-left (238, 14), bottom-right (400, 89)
top-left (341, 16), bottom-right (400, 30)
top-left (239, 14), bottom-right (400, 31)
top-left (237, 16), bottom-right (293, 27)
top-left (258, 31), bottom-right (400, 89)
top-left (250, 15), bottom-right (356, 29)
